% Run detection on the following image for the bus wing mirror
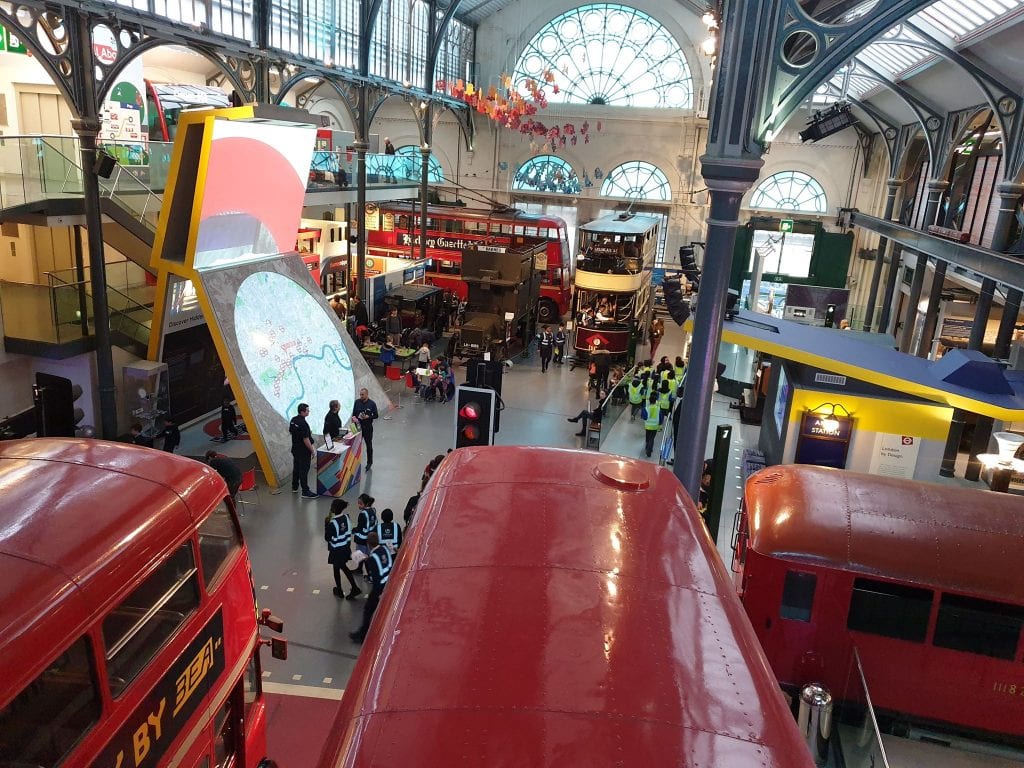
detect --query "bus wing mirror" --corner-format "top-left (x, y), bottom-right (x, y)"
top-left (271, 637), bottom-right (288, 660)
top-left (259, 608), bottom-right (284, 633)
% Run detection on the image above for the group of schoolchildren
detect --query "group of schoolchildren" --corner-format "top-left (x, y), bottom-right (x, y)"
top-left (626, 355), bottom-right (687, 457)
top-left (324, 492), bottom-right (405, 642)
top-left (322, 453), bottom-right (448, 644)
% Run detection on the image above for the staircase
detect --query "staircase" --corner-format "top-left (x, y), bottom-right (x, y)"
top-left (0, 135), bottom-right (161, 274)
top-left (0, 136), bottom-right (160, 358)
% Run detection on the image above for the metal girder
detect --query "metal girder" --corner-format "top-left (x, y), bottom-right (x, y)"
top-left (840, 208), bottom-right (1024, 290)
top-left (759, 0), bottom-right (938, 140)
top-left (851, 59), bottom-right (944, 165)
top-left (867, 23), bottom-right (1024, 181)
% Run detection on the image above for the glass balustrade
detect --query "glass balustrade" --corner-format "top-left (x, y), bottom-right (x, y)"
top-left (833, 645), bottom-right (891, 768)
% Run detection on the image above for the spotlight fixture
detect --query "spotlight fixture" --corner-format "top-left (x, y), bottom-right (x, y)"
top-left (799, 101), bottom-right (858, 143)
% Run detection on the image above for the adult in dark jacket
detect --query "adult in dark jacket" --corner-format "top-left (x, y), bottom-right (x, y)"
top-left (155, 417), bottom-right (181, 453)
top-left (351, 388), bottom-right (379, 469)
top-left (205, 450), bottom-right (242, 499)
top-left (323, 399), bottom-right (343, 440)
top-left (289, 403), bottom-right (318, 498)
top-left (325, 499), bottom-right (361, 600)
top-left (220, 398), bottom-right (239, 441)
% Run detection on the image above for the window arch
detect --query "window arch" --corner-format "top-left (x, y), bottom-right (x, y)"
top-left (513, 155), bottom-right (581, 195)
top-left (600, 161), bottom-right (671, 201)
top-left (749, 171), bottom-right (827, 213)
top-left (366, 145), bottom-right (445, 183)
top-left (512, 4), bottom-right (692, 108)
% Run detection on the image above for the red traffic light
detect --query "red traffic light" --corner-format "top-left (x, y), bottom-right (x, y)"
top-left (459, 403), bottom-right (481, 420)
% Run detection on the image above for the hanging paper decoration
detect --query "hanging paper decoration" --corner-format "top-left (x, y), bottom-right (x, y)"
top-left (436, 70), bottom-right (602, 153)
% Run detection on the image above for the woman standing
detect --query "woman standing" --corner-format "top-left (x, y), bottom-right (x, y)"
top-left (325, 499), bottom-right (361, 600)
top-left (353, 493), bottom-right (378, 570)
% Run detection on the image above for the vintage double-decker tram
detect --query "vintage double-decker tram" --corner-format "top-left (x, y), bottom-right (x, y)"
top-left (572, 212), bottom-right (660, 362)
top-left (318, 446), bottom-right (815, 767)
top-left (364, 202), bottom-right (572, 324)
top-left (0, 439), bottom-right (284, 768)
top-left (734, 464), bottom-right (1024, 747)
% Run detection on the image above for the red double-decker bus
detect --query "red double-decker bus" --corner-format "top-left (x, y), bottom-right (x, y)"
top-left (318, 446), bottom-right (815, 767)
top-left (0, 439), bottom-right (284, 768)
top-left (364, 203), bottom-right (572, 324)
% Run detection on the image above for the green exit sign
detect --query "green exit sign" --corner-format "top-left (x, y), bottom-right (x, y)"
top-left (779, 219), bottom-right (794, 233)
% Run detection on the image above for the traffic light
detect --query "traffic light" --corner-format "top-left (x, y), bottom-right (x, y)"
top-left (33, 373), bottom-right (86, 437)
top-left (454, 385), bottom-right (496, 449)
top-left (662, 278), bottom-right (691, 326)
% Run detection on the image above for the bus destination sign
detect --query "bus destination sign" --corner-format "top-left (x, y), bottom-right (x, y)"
top-left (96, 610), bottom-right (226, 768)
top-left (399, 233), bottom-right (506, 253)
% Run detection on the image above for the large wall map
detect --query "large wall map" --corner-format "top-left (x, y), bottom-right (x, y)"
top-left (234, 271), bottom-right (355, 420)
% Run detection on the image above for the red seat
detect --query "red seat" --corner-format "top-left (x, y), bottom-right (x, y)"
top-left (385, 365), bottom-right (403, 381)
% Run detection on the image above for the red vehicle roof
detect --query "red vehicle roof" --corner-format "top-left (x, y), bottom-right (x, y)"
top-left (378, 202), bottom-right (567, 227)
top-left (323, 447), bottom-right (813, 767)
top-left (0, 438), bottom-right (227, 703)
top-left (744, 465), bottom-right (1024, 603)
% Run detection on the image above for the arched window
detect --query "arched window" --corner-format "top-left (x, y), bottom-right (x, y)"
top-left (367, 145), bottom-right (445, 183)
top-left (749, 171), bottom-right (827, 213)
top-left (513, 155), bottom-right (580, 195)
top-left (512, 4), bottom-right (692, 108)
top-left (600, 161), bottom-right (671, 201)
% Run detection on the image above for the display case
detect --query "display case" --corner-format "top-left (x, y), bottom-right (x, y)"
top-left (123, 360), bottom-right (170, 437)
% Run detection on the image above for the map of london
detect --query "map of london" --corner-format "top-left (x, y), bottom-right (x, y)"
top-left (234, 272), bottom-right (355, 424)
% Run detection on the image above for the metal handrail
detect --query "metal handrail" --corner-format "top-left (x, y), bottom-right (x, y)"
top-left (852, 646), bottom-right (891, 768)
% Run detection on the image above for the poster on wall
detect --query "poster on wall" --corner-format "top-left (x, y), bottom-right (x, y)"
top-left (98, 45), bottom-right (148, 166)
top-left (868, 433), bottom-right (921, 479)
top-left (794, 410), bottom-right (854, 468)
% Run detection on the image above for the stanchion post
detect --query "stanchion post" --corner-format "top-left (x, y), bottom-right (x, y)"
top-left (706, 424), bottom-right (732, 543)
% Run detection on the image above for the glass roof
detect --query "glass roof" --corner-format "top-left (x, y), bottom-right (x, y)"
top-left (826, 0), bottom-right (1024, 100)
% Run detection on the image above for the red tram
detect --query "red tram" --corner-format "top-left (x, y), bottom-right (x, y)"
top-left (734, 465), bottom-right (1024, 744)
top-left (319, 446), bottom-right (815, 767)
top-left (0, 439), bottom-right (283, 768)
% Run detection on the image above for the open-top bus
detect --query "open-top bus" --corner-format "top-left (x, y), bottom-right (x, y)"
top-left (0, 438), bottom-right (283, 768)
top-left (364, 203), bottom-right (572, 324)
top-left (734, 464), bottom-right (1024, 746)
top-left (318, 446), bottom-right (815, 767)
top-left (572, 212), bottom-right (660, 362)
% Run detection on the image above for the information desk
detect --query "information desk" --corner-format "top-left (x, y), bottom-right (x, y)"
top-left (316, 432), bottom-right (364, 497)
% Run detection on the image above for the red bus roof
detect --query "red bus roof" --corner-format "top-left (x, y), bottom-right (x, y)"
top-left (323, 446), bottom-right (813, 767)
top-left (744, 465), bottom-right (1024, 603)
top-left (378, 202), bottom-right (567, 228)
top-left (0, 438), bottom-right (227, 702)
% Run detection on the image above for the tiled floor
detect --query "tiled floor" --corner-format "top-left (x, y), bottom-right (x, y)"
top-left (175, 317), bottom-right (755, 692)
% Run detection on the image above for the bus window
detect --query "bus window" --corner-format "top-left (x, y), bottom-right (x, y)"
top-left (198, 501), bottom-right (243, 591)
top-left (438, 260), bottom-right (460, 275)
top-left (0, 636), bottom-right (101, 767)
top-left (104, 541), bottom-right (201, 696)
top-left (847, 577), bottom-right (931, 642)
top-left (780, 570), bottom-right (816, 622)
top-left (214, 696), bottom-right (238, 767)
top-left (243, 652), bottom-right (261, 720)
top-left (933, 593), bottom-right (1024, 660)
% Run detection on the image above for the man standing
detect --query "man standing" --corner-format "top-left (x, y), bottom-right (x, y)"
top-left (352, 387), bottom-right (379, 469)
top-left (155, 417), bottom-right (181, 453)
top-left (220, 398), bottom-right (239, 442)
top-left (349, 532), bottom-right (393, 643)
top-left (289, 403), bottom-right (318, 498)
top-left (323, 400), bottom-right (343, 440)
top-left (537, 325), bottom-right (554, 372)
top-left (553, 323), bottom-right (567, 365)
top-left (205, 450), bottom-right (243, 500)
